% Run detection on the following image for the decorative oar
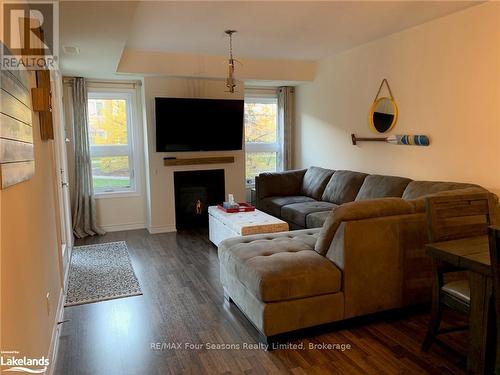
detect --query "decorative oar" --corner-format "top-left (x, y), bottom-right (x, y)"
top-left (351, 134), bottom-right (430, 146)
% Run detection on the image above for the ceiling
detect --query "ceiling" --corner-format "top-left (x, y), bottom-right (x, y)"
top-left (60, 0), bottom-right (480, 79)
top-left (59, 1), bottom-right (139, 78)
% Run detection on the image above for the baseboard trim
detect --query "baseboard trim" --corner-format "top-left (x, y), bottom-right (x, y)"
top-left (47, 287), bottom-right (65, 375)
top-left (147, 224), bottom-right (177, 234)
top-left (100, 222), bottom-right (146, 232)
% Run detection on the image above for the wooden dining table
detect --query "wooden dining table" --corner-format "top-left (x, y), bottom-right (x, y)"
top-left (426, 235), bottom-right (495, 374)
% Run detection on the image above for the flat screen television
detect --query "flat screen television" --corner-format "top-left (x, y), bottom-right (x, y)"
top-left (155, 97), bottom-right (244, 152)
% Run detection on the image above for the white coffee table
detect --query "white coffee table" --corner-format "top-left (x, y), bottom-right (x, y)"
top-left (208, 206), bottom-right (289, 246)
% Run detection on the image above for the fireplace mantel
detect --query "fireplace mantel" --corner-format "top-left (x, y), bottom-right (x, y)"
top-left (164, 156), bottom-right (235, 166)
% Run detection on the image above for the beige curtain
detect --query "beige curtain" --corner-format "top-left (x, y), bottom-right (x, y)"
top-left (71, 77), bottom-right (105, 238)
top-left (278, 87), bottom-right (294, 170)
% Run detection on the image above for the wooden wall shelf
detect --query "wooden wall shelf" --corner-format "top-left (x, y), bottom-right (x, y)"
top-left (163, 156), bottom-right (235, 166)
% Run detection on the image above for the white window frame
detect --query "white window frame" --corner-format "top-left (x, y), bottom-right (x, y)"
top-left (244, 90), bottom-right (282, 186)
top-left (87, 90), bottom-right (139, 197)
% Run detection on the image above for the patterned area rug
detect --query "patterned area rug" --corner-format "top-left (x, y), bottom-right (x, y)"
top-left (65, 241), bottom-right (142, 307)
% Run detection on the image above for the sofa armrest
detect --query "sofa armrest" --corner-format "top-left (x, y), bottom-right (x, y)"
top-left (255, 169), bottom-right (307, 202)
top-left (314, 198), bottom-right (416, 255)
top-left (326, 212), bottom-right (430, 318)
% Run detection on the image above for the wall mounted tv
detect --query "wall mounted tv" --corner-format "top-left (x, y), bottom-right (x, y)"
top-left (155, 97), bottom-right (244, 152)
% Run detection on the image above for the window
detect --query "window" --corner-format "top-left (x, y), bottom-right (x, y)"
top-left (87, 91), bottom-right (136, 195)
top-left (244, 93), bottom-right (281, 185)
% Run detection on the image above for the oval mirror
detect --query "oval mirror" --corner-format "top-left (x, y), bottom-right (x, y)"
top-left (369, 97), bottom-right (398, 133)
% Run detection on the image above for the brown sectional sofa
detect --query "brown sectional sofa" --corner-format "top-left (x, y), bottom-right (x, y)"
top-left (219, 167), bottom-right (496, 341)
top-left (255, 166), bottom-right (479, 230)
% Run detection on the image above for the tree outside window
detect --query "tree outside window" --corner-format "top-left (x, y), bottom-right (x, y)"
top-left (87, 92), bottom-right (136, 194)
top-left (244, 95), bottom-right (281, 184)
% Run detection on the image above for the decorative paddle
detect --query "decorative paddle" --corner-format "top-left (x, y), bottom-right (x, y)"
top-left (351, 134), bottom-right (430, 146)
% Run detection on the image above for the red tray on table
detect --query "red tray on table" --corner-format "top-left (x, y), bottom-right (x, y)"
top-left (217, 203), bottom-right (255, 213)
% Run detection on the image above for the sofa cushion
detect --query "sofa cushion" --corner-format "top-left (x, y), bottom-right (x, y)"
top-left (282, 201), bottom-right (337, 228)
top-left (355, 174), bottom-right (412, 201)
top-left (322, 170), bottom-right (368, 204)
top-left (301, 167), bottom-right (335, 199)
top-left (402, 180), bottom-right (480, 200)
top-left (220, 236), bottom-right (341, 302)
top-left (256, 169), bottom-right (307, 199)
top-left (220, 228), bottom-right (321, 250)
top-left (259, 196), bottom-right (315, 218)
top-left (306, 211), bottom-right (333, 229)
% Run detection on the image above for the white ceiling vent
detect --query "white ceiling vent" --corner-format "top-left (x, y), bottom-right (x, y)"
top-left (63, 46), bottom-right (80, 56)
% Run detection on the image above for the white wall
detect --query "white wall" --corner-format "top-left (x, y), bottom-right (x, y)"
top-left (295, 2), bottom-right (500, 196)
top-left (142, 77), bottom-right (246, 233)
top-left (1, 72), bottom-right (62, 373)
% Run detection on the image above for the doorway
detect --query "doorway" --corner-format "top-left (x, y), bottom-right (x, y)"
top-left (50, 70), bottom-right (73, 284)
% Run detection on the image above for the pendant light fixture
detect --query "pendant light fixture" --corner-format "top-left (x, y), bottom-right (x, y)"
top-left (224, 29), bottom-right (237, 93)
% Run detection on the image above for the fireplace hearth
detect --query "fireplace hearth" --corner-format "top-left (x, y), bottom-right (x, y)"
top-left (174, 169), bottom-right (225, 229)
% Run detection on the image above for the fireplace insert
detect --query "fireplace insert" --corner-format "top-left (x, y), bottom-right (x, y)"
top-left (173, 169), bottom-right (225, 229)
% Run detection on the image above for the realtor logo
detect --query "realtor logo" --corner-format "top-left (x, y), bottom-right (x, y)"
top-left (1, 0), bottom-right (59, 70)
top-left (0, 351), bottom-right (49, 374)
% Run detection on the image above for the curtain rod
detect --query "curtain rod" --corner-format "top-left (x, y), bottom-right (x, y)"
top-left (63, 77), bottom-right (142, 87)
top-left (245, 86), bottom-right (279, 91)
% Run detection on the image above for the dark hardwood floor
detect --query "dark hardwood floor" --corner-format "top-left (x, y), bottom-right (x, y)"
top-left (54, 229), bottom-right (468, 375)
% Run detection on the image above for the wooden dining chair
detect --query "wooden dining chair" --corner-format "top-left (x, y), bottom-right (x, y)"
top-left (488, 225), bottom-right (500, 374)
top-left (422, 192), bottom-right (495, 351)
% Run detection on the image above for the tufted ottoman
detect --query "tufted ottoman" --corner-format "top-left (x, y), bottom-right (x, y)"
top-left (218, 229), bottom-right (344, 340)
